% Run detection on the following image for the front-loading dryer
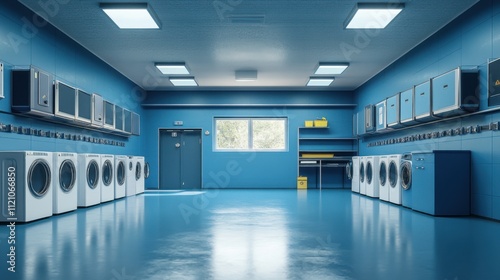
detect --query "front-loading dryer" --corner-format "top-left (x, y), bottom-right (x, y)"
top-left (135, 156), bottom-right (145, 194)
top-left (114, 155), bottom-right (127, 199)
top-left (378, 155), bottom-right (389, 201)
top-left (100, 154), bottom-right (114, 203)
top-left (77, 154), bottom-right (101, 207)
top-left (388, 154), bottom-right (402, 205)
top-left (351, 156), bottom-right (360, 193)
top-left (359, 157), bottom-right (366, 195)
top-left (0, 151), bottom-right (53, 222)
top-left (400, 153), bottom-right (413, 208)
top-left (53, 152), bottom-right (77, 214)
top-left (365, 156), bottom-right (380, 198)
top-left (126, 156), bottom-right (136, 197)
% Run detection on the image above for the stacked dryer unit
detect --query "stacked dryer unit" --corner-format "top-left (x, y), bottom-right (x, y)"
top-left (359, 157), bottom-right (366, 195)
top-left (388, 154), bottom-right (402, 205)
top-left (0, 151), bottom-right (53, 222)
top-left (350, 157), bottom-right (360, 193)
top-left (77, 154), bottom-right (101, 207)
top-left (114, 155), bottom-right (127, 199)
top-left (126, 156), bottom-right (136, 196)
top-left (100, 154), bottom-right (115, 203)
top-left (378, 155), bottom-right (389, 201)
top-left (53, 152), bottom-right (78, 214)
top-left (365, 156), bottom-right (380, 198)
top-left (135, 156), bottom-right (145, 194)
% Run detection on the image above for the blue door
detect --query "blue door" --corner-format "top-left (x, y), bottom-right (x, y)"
top-left (159, 129), bottom-right (202, 189)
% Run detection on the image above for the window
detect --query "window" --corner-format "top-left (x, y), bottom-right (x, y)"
top-left (215, 118), bottom-right (287, 151)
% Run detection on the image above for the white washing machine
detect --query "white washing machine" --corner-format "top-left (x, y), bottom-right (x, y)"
top-left (100, 154), bottom-right (115, 203)
top-left (0, 151), bottom-right (53, 222)
top-left (351, 156), bottom-right (360, 193)
top-left (378, 155), bottom-right (389, 202)
top-left (77, 154), bottom-right (101, 207)
top-left (135, 156), bottom-right (145, 194)
top-left (53, 152), bottom-right (77, 214)
top-left (359, 157), bottom-right (366, 195)
top-left (388, 154), bottom-right (402, 205)
top-left (114, 155), bottom-right (127, 199)
top-left (126, 156), bottom-right (136, 197)
top-left (365, 156), bottom-right (380, 198)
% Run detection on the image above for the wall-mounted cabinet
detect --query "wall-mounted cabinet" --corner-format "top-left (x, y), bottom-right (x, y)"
top-left (114, 105), bottom-right (124, 132)
top-left (488, 58), bottom-right (500, 106)
top-left (11, 66), bottom-right (53, 118)
top-left (54, 81), bottom-right (76, 121)
top-left (414, 80), bottom-right (436, 122)
top-left (400, 88), bottom-right (417, 125)
top-left (131, 112), bottom-right (140, 136)
top-left (0, 62), bottom-right (3, 99)
top-left (123, 109), bottom-right (132, 134)
top-left (91, 93), bottom-right (104, 128)
top-left (76, 89), bottom-right (92, 125)
top-left (103, 100), bottom-right (115, 130)
top-left (364, 104), bottom-right (375, 133)
top-left (376, 100), bottom-right (387, 132)
top-left (387, 93), bottom-right (403, 128)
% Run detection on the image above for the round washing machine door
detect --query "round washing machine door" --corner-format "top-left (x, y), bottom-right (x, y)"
top-left (345, 161), bottom-right (353, 180)
top-left (28, 159), bottom-right (51, 197)
top-left (102, 160), bottom-right (113, 186)
top-left (87, 160), bottom-right (100, 189)
top-left (144, 162), bottom-right (150, 179)
top-left (400, 161), bottom-right (412, 190)
top-left (379, 161), bottom-right (387, 186)
top-left (117, 161), bottom-right (126, 186)
top-left (388, 160), bottom-right (398, 189)
top-left (366, 161), bottom-right (373, 184)
top-left (59, 159), bottom-right (76, 192)
top-left (135, 161), bottom-right (142, 181)
top-left (359, 161), bottom-right (365, 183)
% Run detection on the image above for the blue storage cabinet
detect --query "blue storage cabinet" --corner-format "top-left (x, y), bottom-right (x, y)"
top-left (432, 67), bottom-right (479, 117)
top-left (375, 100), bottom-right (387, 131)
top-left (386, 93), bottom-right (403, 128)
top-left (414, 80), bottom-right (436, 122)
top-left (412, 150), bottom-right (471, 216)
top-left (399, 88), bottom-right (417, 125)
top-left (364, 104), bottom-right (375, 133)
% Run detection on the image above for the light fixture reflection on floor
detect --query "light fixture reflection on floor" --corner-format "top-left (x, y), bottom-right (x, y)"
top-left (100, 3), bottom-right (160, 29)
top-left (345, 3), bottom-right (404, 29)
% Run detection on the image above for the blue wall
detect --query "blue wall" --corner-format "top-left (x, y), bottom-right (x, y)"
top-left (0, 1), bottom-right (143, 156)
top-left (142, 91), bottom-right (355, 189)
top-left (355, 0), bottom-right (500, 219)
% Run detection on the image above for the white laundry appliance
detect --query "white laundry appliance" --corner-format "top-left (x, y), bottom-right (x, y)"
top-left (378, 155), bottom-right (389, 202)
top-left (388, 154), bottom-right (402, 205)
top-left (100, 154), bottom-right (115, 203)
top-left (126, 156), bottom-right (136, 196)
top-left (77, 153), bottom-right (101, 207)
top-left (135, 156), bottom-right (145, 194)
top-left (351, 156), bottom-right (360, 193)
top-left (0, 151), bottom-right (53, 222)
top-left (53, 152), bottom-right (77, 214)
top-left (365, 156), bottom-right (380, 198)
top-left (114, 155), bottom-right (127, 199)
top-left (359, 157), bottom-right (366, 195)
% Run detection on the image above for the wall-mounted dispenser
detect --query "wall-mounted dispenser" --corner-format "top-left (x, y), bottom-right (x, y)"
top-left (12, 66), bottom-right (54, 118)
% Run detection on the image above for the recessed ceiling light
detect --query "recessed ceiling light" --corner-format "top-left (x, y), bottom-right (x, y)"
top-left (235, 70), bottom-right (258, 82)
top-left (307, 77), bottom-right (335, 87)
top-left (345, 3), bottom-right (404, 29)
top-left (315, 63), bottom-right (349, 75)
top-left (100, 3), bottom-right (160, 29)
top-left (170, 77), bottom-right (198, 87)
top-left (155, 63), bottom-right (190, 75)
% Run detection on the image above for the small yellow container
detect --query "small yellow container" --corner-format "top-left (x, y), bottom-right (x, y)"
top-left (297, 176), bottom-right (308, 189)
top-left (314, 119), bottom-right (328, 127)
top-left (302, 153), bottom-right (334, 158)
top-left (305, 120), bottom-right (314, 127)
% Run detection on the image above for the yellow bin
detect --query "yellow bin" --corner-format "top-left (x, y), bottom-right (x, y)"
top-left (304, 120), bottom-right (314, 127)
top-left (314, 119), bottom-right (328, 127)
top-left (297, 176), bottom-right (308, 189)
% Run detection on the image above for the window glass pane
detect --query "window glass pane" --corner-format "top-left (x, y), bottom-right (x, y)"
top-left (252, 119), bottom-right (285, 149)
top-left (216, 119), bottom-right (249, 149)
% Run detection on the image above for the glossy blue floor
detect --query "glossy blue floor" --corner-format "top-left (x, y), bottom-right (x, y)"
top-left (1, 189), bottom-right (500, 279)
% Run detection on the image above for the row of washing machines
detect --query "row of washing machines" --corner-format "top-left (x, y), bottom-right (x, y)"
top-left (0, 151), bottom-right (150, 223)
top-left (347, 154), bottom-right (412, 206)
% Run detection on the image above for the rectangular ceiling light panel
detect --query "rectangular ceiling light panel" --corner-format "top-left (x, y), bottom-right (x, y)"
top-left (307, 78), bottom-right (334, 87)
top-left (315, 63), bottom-right (349, 75)
top-left (156, 63), bottom-right (190, 75)
top-left (101, 3), bottom-right (160, 29)
top-left (345, 3), bottom-right (404, 29)
top-left (170, 77), bottom-right (198, 87)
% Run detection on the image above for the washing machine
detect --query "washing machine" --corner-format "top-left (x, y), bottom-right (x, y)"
top-left (350, 157), bottom-right (360, 193)
top-left (359, 157), bottom-right (366, 195)
top-left (378, 155), bottom-right (389, 201)
top-left (135, 156), bottom-right (145, 194)
top-left (365, 156), bottom-right (380, 198)
top-left (77, 153), bottom-right (101, 207)
top-left (114, 155), bottom-right (127, 199)
top-left (126, 156), bottom-right (136, 196)
top-left (400, 153), bottom-right (413, 208)
top-left (388, 154), bottom-right (402, 205)
top-left (53, 152), bottom-right (77, 214)
top-left (100, 154), bottom-right (115, 203)
top-left (0, 151), bottom-right (53, 222)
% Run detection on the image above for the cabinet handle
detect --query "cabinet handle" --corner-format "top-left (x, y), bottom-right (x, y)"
top-left (416, 158), bottom-right (424, 161)
top-left (443, 84), bottom-right (448, 89)
top-left (391, 104), bottom-right (395, 107)
top-left (420, 92), bottom-right (425, 96)
top-left (405, 99), bottom-right (409, 102)
top-left (416, 166), bottom-right (425, 170)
